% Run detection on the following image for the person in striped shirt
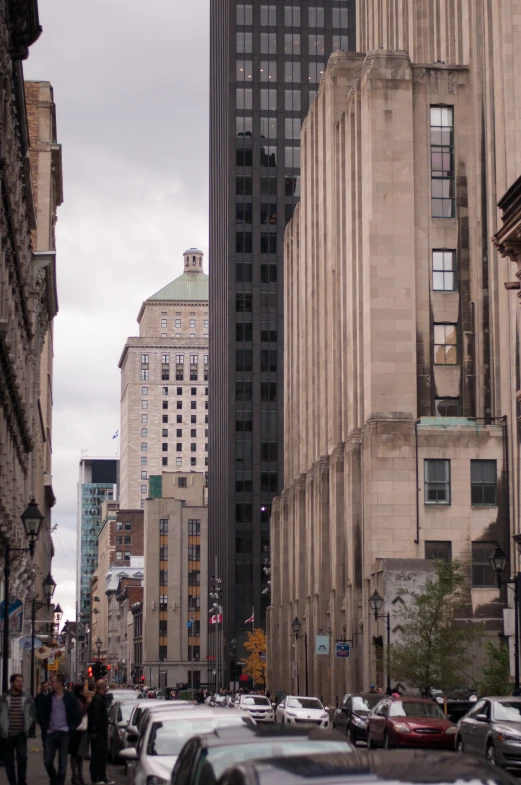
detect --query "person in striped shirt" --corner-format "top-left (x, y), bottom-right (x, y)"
top-left (0, 673), bottom-right (36, 785)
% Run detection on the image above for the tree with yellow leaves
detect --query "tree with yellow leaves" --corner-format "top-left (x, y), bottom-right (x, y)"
top-left (243, 628), bottom-right (267, 687)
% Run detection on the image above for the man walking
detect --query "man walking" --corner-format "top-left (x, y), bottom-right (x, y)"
top-left (34, 680), bottom-right (51, 750)
top-left (0, 673), bottom-right (36, 785)
top-left (88, 679), bottom-right (114, 785)
top-left (37, 673), bottom-right (81, 785)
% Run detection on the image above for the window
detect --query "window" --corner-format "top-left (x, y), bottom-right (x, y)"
top-left (261, 89), bottom-right (277, 111)
top-left (141, 354), bottom-right (149, 365)
top-left (236, 531), bottom-right (253, 553)
top-left (261, 321), bottom-right (277, 342)
top-left (178, 477), bottom-right (187, 488)
top-left (188, 519), bottom-right (201, 535)
top-left (425, 541), bottom-right (452, 562)
top-left (176, 354), bottom-right (184, 380)
top-left (261, 349), bottom-right (277, 372)
top-left (309, 63), bottom-right (325, 83)
top-left (261, 441), bottom-right (278, 461)
top-left (472, 542), bottom-right (496, 587)
top-left (188, 570), bottom-right (200, 586)
top-left (285, 89), bottom-right (301, 111)
top-left (435, 398), bottom-right (460, 417)
top-left (141, 457), bottom-right (147, 466)
top-left (434, 323), bottom-right (458, 365)
top-left (261, 33), bottom-right (277, 53)
top-left (162, 429), bottom-right (168, 437)
top-left (176, 443), bottom-right (182, 452)
top-left (159, 645), bottom-right (167, 661)
top-left (285, 174), bottom-right (300, 196)
top-left (309, 7), bottom-right (324, 26)
top-left (191, 401), bottom-right (197, 410)
top-left (236, 88), bottom-right (252, 110)
top-left (177, 387), bottom-right (182, 395)
top-left (163, 387), bottom-right (169, 395)
top-left (236, 59), bottom-right (253, 81)
top-left (141, 442), bottom-right (147, 452)
top-left (424, 460), bottom-right (450, 505)
top-left (162, 443), bottom-right (168, 452)
top-left (236, 470), bottom-right (253, 492)
top-left (142, 387), bottom-right (148, 395)
top-left (309, 34), bottom-right (325, 55)
top-left (160, 595), bottom-right (168, 611)
top-left (259, 61), bottom-right (276, 82)
top-left (191, 428), bottom-right (197, 438)
top-left (285, 147), bottom-right (300, 168)
top-left (433, 250), bottom-right (456, 291)
top-left (333, 35), bottom-right (349, 51)
top-left (236, 503), bottom-right (253, 523)
top-left (261, 381), bottom-right (277, 401)
top-left (188, 545), bottom-right (201, 561)
top-left (160, 570), bottom-right (168, 586)
top-left (236, 413), bottom-right (252, 432)
top-left (159, 620), bottom-right (167, 638)
top-left (159, 518), bottom-right (168, 535)
top-left (162, 353), bottom-right (170, 381)
top-left (285, 118), bottom-right (301, 139)
top-left (261, 471), bottom-right (278, 492)
top-left (124, 522), bottom-right (132, 531)
top-left (142, 400), bottom-right (148, 409)
top-left (236, 4), bottom-right (252, 25)
top-left (161, 319), bottom-right (167, 328)
top-left (236, 32), bottom-right (252, 53)
top-left (260, 117), bottom-right (277, 139)
top-left (190, 354), bottom-right (198, 381)
top-left (431, 106), bottom-right (454, 217)
top-left (261, 264), bottom-right (277, 283)
top-left (116, 551), bottom-right (122, 560)
top-left (176, 457), bottom-right (182, 466)
top-left (116, 535), bottom-right (122, 545)
top-left (261, 234), bottom-right (277, 254)
top-left (471, 461), bottom-right (497, 505)
top-left (284, 6), bottom-right (300, 26)
top-left (163, 415), bottom-right (169, 424)
top-left (236, 322), bottom-right (253, 342)
top-left (333, 7), bottom-right (349, 26)
top-left (260, 146), bottom-right (277, 167)
top-left (191, 443), bottom-right (196, 452)
top-left (285, 62), bottom-right (301, 83)
top-left (162, 457), bottom-right (168, 466)
top-left (236, 381), bottom-right (253, 401)
top-left (236, 293), bottom-right (252, 312)
top-left (191, 387), bottom-right (197, 395)
top-left (175, 318), bottom-right (181, 328)
top-left (141, 369), bottom-right (149, 380)
top-left (141, 428), bottom-right (148, 437)
top-left (188, 596), bottom-right (201, 611)
top-left (260, 4), bottom-right (276, 25)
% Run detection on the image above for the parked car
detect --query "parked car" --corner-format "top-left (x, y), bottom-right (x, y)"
top-left (106, 689), bottom-right (139, 708)
top-left (333, 694), bottom-right (382, 743)
top-left (121, 699), bottom-right (188, 748)
top-left (170, 722), bottom-right (353, 785)
top-left (275, 696), bottom-right (329, 728)
top-left (107, 699), bottom-right (140, 762)
top-left (237, 695), bottom-right (274, 723)
top-left (214, 749), bottom-right (520, 785)
top-left (430, 685), bottom-right (479, 721)
top-left (367, 696), bottom-right (456, 750)
top-left (456, 696), bottom-right (521, 766)
top-left (120, 706), bottom-right (253, 785)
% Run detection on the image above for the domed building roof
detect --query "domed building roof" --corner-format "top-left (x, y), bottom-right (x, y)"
top-left (146, 270), bottom-right (208, 302)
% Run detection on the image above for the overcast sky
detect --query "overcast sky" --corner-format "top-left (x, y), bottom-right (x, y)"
top-left (24, 0), bottom-right (210, 624)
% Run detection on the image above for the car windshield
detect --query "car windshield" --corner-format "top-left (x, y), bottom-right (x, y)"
top-left (494, 702), bottom-right (521, 722)
top-left (243, 697), bottom-right (270, 706)
top-left (121, 703), bottom-right (135, 722)
top-left (287, 698), bottom-right (323, 710)
top-left (147, 717), bottom-right (248, 756)
top-left (352, 697), bottom-right (380, 713)
top-left (389, 702), bottom-right (446, 718)
top-left (195, 740), bottom-right (350, 783)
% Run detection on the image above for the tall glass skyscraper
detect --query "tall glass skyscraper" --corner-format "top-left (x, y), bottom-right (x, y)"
top-left (209, 1), bottom-right (355, 672)
top-left (77, 458), bottom-right (119, 627)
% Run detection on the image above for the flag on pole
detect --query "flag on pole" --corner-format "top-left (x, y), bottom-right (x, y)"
top-left (209, 613), bottom-right (223, 624)
top-left (112, 430), bottom-right (119, 439)
top-left (245, 609), bottom-right (254, 624)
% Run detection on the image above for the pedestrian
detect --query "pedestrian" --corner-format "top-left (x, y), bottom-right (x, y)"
top-left (88, 679), bottom-right (115, 785)
top-left (69, 684), bottom-right (92, 785)
top-left (0, 673), bottom-right (36, 785)
top-left (368, 683), bottom-right (377, 694)
top-left (34, 680), bottom-right (51, 752)
top-left (37, 673), bottom-right (81, 785)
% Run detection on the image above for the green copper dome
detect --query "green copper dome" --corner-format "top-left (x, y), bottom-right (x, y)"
top-left (147, 271), bottom-right (208, 302)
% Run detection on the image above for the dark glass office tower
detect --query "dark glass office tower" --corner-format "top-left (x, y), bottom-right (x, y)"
top-left (209, 0), bottom-right (355, 678)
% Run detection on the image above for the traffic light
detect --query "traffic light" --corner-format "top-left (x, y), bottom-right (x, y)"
top-left (93, 662), bottom-right (102, 680)
top-left (87, 666), bottom-right (93, 680)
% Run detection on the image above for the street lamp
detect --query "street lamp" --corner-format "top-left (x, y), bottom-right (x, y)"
top-left (2, 499), bottom-right (45, 693)
top-left (369, 590), bottom-right (392, 695)
top-left (96, 637), bottom-right (102, 658)
top-left (43, 573), bottom-right (57, 605)
top-left (489, 543), bottom-right (520, 689)
top-left (29, 575), bottom-right (55, 697)
top-left (292, 617), bottom-right (308, 696)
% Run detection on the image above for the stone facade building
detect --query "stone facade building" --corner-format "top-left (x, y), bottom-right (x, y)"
top-left (143, 472), bottom-right (208, 688)
top-left (119, 249), bottom-right (209, 510)
top-left (268, 1), bottom-right (521, 702)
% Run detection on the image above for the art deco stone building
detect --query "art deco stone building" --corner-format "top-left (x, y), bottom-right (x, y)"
top-left (0, 0), bottom-right (62, 684)
top-left (143, 471), bottom-right (208, 688)
top-left (268, 0), bottom-right (521, 701)
top-left (119, 250), bottom-right (209, 510)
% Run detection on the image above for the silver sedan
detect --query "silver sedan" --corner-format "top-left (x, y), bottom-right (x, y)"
top-left (457, 696), bottom-right (521, 766)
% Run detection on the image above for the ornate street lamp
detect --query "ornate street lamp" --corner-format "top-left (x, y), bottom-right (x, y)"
top-left (43, 574), bottom-right (57, 605)
top-left (96, 637), bottom-right (102, 658)
top-left (20, 498), bottom-right (45, 557)
top-left (489, 545), bottom-right (508, 587)
top-left (489, 543), bottom-right (520, 688)
top-left (368, 590), bottom-right (391, 695)
top-left (291, 617), bottom-right (308, 696)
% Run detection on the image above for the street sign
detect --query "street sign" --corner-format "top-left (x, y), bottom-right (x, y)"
top-left (47, 662), bottom-right (58, 672)
top-left (316, 635), bottom-right (330, 655)
top-left (335, 642), bottom-right (351, 659)
top-left (18, 636), bottom-right (42, 651)
top-left (291, 660), bottom-right (298, 678)
top-left (259, 651), bottom-right (267, 662)
top-left (0, 599), bottom-right (23, 637)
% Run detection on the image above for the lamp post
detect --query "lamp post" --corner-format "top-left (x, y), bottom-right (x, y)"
top-left (490, 543), bottom-right (520, 689)
top-left (29, 574), bottom-right (56, 697)
top-left (369, 590), bottom-right (392, 695)
top-left (96, 636), bottom-right (102, 659)
top-left (292, 617), bottom-right (308, 696)
top-left (2, 499), bottom-right (45, 693)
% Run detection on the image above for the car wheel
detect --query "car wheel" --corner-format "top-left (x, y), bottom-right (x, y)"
top-left (384, 732), bottom-right (393, 750)
top-left (367, 731), bottom-right (377, 749)
top-left (486, 742), bottom-right (497, 765)
top-left (456, 737), bottom-right (464, 754)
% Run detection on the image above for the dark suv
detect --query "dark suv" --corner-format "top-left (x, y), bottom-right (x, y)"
top-left (333, 694), bottom-right (382, 743)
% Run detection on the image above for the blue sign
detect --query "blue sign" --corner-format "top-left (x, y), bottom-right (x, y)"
top-left (187, 619), bottom-right (193, 628)
top-left (335, 642), bottom-right (351, 659)
top-left (0, 599), bottom-right (23, 637)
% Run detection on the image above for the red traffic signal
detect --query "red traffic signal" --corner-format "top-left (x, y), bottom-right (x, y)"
top-left (87, 667), bottom-right (93, 678)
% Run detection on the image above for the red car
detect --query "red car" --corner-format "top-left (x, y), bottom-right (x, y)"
top-left (367, 696), bottom-right (456, 749)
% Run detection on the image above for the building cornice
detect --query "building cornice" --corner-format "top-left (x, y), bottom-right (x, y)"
top-left (119, 338), bottom-right (209, 368)
top-left (8, 0), bottom-right (42, 61)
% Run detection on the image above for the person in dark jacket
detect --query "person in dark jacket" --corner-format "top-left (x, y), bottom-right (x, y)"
top-left (37, 674), bottom-right (81, 785)
top-left (88, 680), bottom-right (114, 785)
top-left (34, 681), bottom-right (50, 753)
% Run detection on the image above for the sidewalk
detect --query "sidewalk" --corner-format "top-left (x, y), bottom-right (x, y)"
top-left (22, 743), bottom-right (128, 785)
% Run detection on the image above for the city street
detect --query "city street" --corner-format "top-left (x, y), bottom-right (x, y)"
top-left (23, 745), bottom-right (127, 785)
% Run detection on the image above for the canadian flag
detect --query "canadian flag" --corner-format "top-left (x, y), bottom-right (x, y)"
top-left (209, 613), bottom-right (223, 624)
top-left (245, 609), bottom-right (254, 624)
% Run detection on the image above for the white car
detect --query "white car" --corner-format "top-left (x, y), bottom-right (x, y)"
top-left (120, 706), bottom-right (253, 785)
top-left (237, 694), bottom-right (274, 722)
top-left (276, 696), bottom-right (330, 728)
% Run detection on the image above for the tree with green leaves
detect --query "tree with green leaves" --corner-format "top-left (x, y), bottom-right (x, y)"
top-left (479, 640), bottom-right (511, 696)
top-left (391, 560), bottom-right (482, 695)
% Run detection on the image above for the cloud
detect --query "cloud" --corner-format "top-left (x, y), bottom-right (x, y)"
top-left (24, 0), bottom-right (210, 619)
